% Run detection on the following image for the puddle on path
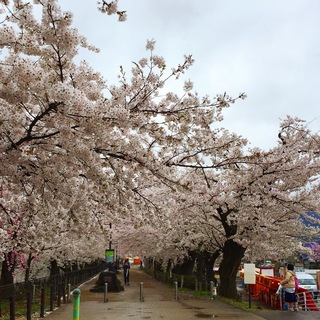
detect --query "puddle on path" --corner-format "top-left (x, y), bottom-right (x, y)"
top-left (195, 314), bottom-right (215, 318)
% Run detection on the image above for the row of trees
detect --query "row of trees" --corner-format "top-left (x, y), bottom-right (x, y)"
top-left (1, 0), bottom-right (320, 298)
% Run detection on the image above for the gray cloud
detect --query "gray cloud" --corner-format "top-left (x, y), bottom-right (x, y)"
top-left (61, 0), bottom-right (320, 149)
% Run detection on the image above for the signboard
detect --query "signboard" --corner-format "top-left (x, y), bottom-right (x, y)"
top-left (260, 267), bottom-right (274, 277)
top-left (105, 249), bottom-right (115, 263)
top-left (243, 263), bottom-right (256, 284)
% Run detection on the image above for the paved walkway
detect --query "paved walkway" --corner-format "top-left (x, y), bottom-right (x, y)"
top-left (43, 265), bottom-right (319, 320)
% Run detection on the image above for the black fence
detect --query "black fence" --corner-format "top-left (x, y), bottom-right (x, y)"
top-left (0, 264), bottom-right (106, 320)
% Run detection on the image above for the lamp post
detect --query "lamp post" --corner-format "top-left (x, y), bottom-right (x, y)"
top-left (109, 222), bottom-right (112, 250)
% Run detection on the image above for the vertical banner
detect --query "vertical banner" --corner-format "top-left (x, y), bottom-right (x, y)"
top-left (105, 249), bottom-right (115, 263)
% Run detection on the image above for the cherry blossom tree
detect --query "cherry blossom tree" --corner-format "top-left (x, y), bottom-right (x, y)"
top-left (306, 242), bottom-right (320, 263)
top-left (0, 0), bottom-right (244, 284)
top-left (125, 116), bottom-right (320, 298)
top-left (97, 0), bottom-right (127, 21)
top-left (0, 0), bottom-right (122, 283)
top-left (1, 0), bottom-right (320, 301)
top-left (115, 116), bottom-right (320, 298)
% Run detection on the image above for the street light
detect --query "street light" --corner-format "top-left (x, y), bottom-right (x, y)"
top-left (109, 223), bottom-right (112, 250)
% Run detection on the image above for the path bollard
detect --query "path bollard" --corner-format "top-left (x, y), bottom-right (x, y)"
top-left (104, 283), bottom-right (109, 303)
top-left (210, 281), bottom-right (217, 300)
top-left (174, 281), bottom-right (179, 301)
top-left (73, 288), bottom-right (81, 320)
top-left (140, 282), bottom-right (144, 302)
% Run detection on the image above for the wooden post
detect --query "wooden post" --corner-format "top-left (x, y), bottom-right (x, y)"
top-left (27, 289), bottom-right (32, 320)
top-left (180, 275), bottom-right (184, 288)
top-left (40, 288), bottom-right (45, 318)
top-left (67, 284), bottom-right (71, 303)
top-left (9, 296), bottom-right (15, 320)
top-left (50, 285), bottom-right (54, 311)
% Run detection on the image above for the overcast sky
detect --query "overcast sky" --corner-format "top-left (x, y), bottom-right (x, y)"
top-left (59, 0), bottom-right (320, 150)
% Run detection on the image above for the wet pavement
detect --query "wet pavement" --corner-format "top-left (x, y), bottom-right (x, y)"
top-left (43, 265), bottom-right (319, 319)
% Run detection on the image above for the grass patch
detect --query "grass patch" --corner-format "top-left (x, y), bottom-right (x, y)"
top-left (0, 299), bottom-right (43, 319)
top-left (178, 287), bottom-right (211, 299)
top-left (178, 287), bottom-right (260, 311)
top-left (218, 296), bottom-right (260, 310)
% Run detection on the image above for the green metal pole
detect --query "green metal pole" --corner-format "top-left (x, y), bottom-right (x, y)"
top-left (73, 288), bottom-right (81, 320)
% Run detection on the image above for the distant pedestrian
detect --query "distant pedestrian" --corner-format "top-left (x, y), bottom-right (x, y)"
top-left (123, 258), bottom-right (130, 285)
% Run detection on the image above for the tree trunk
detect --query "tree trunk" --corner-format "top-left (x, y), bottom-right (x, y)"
top-left (218, 239), bottom-right (246, 299)
top-left (154, 259), bottom-right (163, 272)
top-left (205, 250), bottom-right (220, 287)
top-left (166, 259), bottom-right (172, 273)
top-left (196, 250), bottom-right (220, 290)
top-left (49, 259), bottom-right (60, 277)
top-left (24, 253), bottom-right (33, 282)
top-left (0, 253), bottom-right (15, 285)
top-left (172, 251), bottom-right (196, 275)
top-left (195, 251), bottom-right (206, 289)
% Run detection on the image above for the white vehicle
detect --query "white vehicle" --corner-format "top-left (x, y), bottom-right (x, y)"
top-left (295, 272), bottom-right (318, 299)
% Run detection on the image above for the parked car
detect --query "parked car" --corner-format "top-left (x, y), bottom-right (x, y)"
top-left (295, 272), bottom-right (318, 299)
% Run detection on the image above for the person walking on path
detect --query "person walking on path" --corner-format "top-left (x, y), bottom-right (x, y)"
top-left (123, 258), bottom-right (130, 285)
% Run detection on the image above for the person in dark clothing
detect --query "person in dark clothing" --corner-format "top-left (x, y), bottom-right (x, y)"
top-left (123, 258), bottom-right (130, 285)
